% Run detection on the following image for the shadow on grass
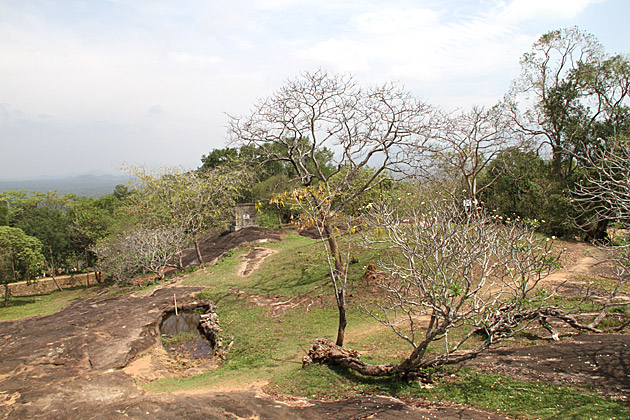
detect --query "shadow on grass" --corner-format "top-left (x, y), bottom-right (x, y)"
top-left (4, 284), bottom-right (97, 308)
top-left (295, 363), bottom-right (419, 399)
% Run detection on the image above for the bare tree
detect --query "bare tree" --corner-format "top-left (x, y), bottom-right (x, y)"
top-left (572, 137), bottom-right (630, 328)
top-left (573, 138), bottom-right (630, 222)
top-left (94, 224), bottom-right (186, 283)
top-left (304, 186), bottom-right (563, 378)
top-left (427, 105), bottom-right (526, 204)
top-left (229, 70), bottom-right (436, 346)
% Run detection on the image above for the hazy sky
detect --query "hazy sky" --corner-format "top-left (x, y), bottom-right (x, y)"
top-left (1, 0), bottom-right (628, 179)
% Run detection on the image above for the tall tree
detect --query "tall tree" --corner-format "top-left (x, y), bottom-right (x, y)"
top-left (229, 70), bottom-right (435, 346)
top-left (507, 27), bottom-right (629, 238)
top-left (508, 27), bottom-right (605, 179)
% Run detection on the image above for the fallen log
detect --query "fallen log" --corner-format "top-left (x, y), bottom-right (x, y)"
top-left (303, 338), bottom-right (395, 377)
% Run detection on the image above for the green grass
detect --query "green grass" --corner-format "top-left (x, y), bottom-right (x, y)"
top-left (410, 371), bottom-right (630, 420)
top-left (270, 367), bottom-right (630, 419)
top-left (144, 232), bottom-right (387, 393)
top-left (162, 331), bottom-right (198, 346)
top-left (0, 286), bottom-right (97, 321)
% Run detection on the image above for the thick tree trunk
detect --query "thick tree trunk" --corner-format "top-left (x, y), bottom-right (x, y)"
top-left (3, 283), bottom-right (9, 307)
top-left (304, 338), bottom-right (395, 376)
top-left (304, 307), bottom-right (606, 380)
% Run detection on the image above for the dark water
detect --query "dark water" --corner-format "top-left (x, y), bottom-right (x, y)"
top-left (160, 311), bottom-right (201, 335)
top-left (160, 311), bottom-right (214, 359)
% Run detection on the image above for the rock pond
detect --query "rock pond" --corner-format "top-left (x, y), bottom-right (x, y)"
top-left (159, 309), bottom-right (216, 359)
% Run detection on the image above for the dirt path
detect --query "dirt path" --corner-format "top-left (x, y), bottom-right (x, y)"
top-left (543, 243), bottom-right (608, 290)
top-left (238, 247), bottom-right (277, 277)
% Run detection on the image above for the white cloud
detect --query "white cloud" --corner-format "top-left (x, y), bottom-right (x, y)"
top-left (351, 8), bottom-right (439, 35)
top-left (295, 4), bottom-right (533, 96)
top-left (499, 0), bottom-right (604, 23)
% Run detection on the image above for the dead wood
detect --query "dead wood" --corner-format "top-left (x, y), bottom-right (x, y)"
top-left (303, 338), bottom-right (395, 377)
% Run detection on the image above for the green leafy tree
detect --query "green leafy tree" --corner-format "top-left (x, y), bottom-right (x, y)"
top-left (1, 190), bottom-right (77, 271)
top-left (199, 147), bottom-right (240, 172)
top-left (506, 27), bottom-right (629, 238)
top-left (479, 150), bottom-right (578, 237)
top-left (127, 165), bottom-right (252, 266)
top-left (0, 199), bottom-right (8, 226)
top-left (0, 226), bottom-right (45, 306)
top-left (68, 192), bottom-right (132, 270)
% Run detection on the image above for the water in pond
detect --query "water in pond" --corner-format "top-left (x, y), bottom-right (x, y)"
top-left (160, 310), bottom-right (214, 359)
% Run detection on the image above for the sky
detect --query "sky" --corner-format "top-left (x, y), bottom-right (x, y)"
top-left (1, 0), bottom-right (628, 179)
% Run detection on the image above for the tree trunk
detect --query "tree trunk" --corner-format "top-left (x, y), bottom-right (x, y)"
top-left (304, 338), bottom-right (395, 376)
top-left (194, 237), bottom-right (204, 266)
top-left (7, 257), bottom-right (17, 307)
top-left (335, 290), bottom-right (348, 347)
top-left (323, 223), bottom-right (348, 347)
top-left (48, 249), bottom-right (63, 292)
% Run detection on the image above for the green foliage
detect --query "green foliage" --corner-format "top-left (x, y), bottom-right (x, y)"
top-left (15, 206), bottom-right (72, 263)
top-left (0, 226), bottom-right (45, 282)
top-left (479, 150), bottom-right (580, 237)
top-left (508, 27), bottom-right (630, 237)
top-left (0, 189), bottom-right (131, 272)
top-left (0, 226), bottom-right (46, 305)
top-left (112, 184), bottom-right (131, 201)
top-left (200, 144), bottom-right (335, 222)
top-left (330, 166), bottom-right (394, 216)
top-left (199, 147), bottom-right (240, 172)
top-left (0, 200), bottom-right (8, 226)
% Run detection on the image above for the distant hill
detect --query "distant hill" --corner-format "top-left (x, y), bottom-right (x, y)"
top-left (0, 173), bottom-right (132, 198)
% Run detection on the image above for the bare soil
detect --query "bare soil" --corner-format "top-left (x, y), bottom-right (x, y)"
top-left (1, 229), bottom-right (628, 419)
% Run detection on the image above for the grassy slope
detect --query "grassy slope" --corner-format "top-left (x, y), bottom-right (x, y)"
top-left (145, 232), bottom-right (629, 419)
